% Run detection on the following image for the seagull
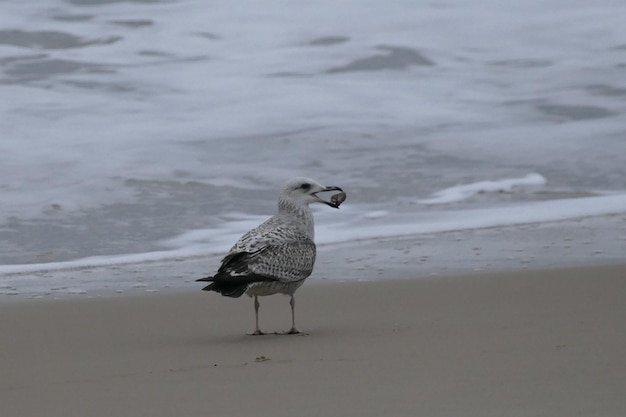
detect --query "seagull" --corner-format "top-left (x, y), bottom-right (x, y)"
top-left (197, 177), bottom-right (345, 335)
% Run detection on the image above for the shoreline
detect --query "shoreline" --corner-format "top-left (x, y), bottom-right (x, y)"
top-left (1, 259), bottom-right (626, 305)
top-left (2, 213), bottom-right (626, 300)
top-left (2, 264), bottom-right (625, 416)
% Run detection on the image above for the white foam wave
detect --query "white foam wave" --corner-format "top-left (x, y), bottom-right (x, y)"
top-left (3, 193), bottom-right (626, 276)
top-left (418, 174), bottom-right (547, 205)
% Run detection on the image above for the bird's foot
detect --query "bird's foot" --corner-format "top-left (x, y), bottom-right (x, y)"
top-left (275, 328), bottom-right (308, 335)
top-left (247, 329), bottom-right (266, 336)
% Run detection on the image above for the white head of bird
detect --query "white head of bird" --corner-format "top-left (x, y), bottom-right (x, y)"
top-left (278, 177), bottom-right (344, 210)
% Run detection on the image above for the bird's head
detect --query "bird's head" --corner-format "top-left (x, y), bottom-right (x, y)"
top-left (280, 177), bottom-right (344, 209)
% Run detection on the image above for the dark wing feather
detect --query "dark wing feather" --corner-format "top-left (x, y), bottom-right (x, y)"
top-left (196, 240), bottom-right (316, 297)
top-left (196, 251), bottom-right (273, 297)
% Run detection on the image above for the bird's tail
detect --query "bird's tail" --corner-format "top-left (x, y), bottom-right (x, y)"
top-left (196, 276), bottom-right (238, 296)
top-left (196, 275), bottom-right (270, 298)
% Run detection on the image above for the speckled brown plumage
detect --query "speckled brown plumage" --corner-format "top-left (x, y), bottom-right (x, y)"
top-left (197, 177), bottom-right (344, 335)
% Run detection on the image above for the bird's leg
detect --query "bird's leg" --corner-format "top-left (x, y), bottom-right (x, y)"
top-left (286, 295), bottom-right (301, 334)
top-left (247, 296), bottom-right (265, 335)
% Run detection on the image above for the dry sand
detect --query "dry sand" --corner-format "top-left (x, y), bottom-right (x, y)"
top-left (1, 264), bottom-right (625, 417)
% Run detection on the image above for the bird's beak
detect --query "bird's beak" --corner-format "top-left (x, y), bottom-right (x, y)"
top-left (312, 186), bottom-right (345, 209)
top-left (323, 185), bottom-right (343, 193)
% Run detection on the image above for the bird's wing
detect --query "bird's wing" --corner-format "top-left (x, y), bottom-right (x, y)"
top-left (219, 239), bottom-right (316, 283)
top-left (249, 240), bottom-right (316, 282)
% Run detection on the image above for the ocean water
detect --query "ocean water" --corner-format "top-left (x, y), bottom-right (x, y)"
top-left (1, 0), bottom-right (626, 294)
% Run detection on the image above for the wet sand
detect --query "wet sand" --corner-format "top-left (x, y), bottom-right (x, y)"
top-left (1, 264), bottom-right (625, 417)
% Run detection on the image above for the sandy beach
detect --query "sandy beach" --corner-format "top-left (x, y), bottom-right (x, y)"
top-left (1, 264), bottom-right (625, 417)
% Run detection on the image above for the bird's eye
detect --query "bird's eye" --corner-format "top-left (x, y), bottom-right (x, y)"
top-left (300, 183), bottom-right (311, 190)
